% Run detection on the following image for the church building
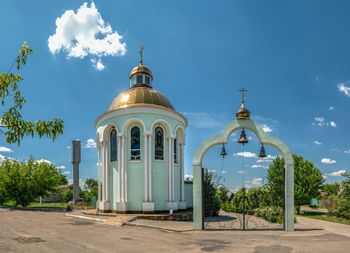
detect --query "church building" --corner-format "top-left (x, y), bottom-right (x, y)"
top-left (95, 48), bottom-right (189, 213)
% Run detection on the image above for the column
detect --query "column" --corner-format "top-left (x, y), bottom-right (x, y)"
top-left (193, 165), bottom-right (204, 230)
top-left (148, 134), bottom-right (152, 202)
top-left (116, 135), bottom-right (128, 212)
top-left (178, 143), bottom-right (186, 210)
top-left (99, 142), bottom-right (110, 211)
top-left (143, 133), bottom-right (155, 213)
top-left (285, 162), bottom-right (295, 231)
top-left (97, 148), bottom-right (101, 203)
top-left (144, 134), bottom-right (149, 201)
top-left (166, 137), bottom-right (177, 211)
top-left (117, 136), bottom-right (122, 203)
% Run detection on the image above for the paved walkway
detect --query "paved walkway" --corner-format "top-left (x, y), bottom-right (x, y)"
top-left (297, 216), bottom-right (350, 237)
top-left (1, 207), bottom-right (350, 252)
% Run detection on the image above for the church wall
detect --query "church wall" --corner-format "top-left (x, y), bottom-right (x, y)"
top-left (126, 123), bottom-right (145, 211)
top-left (152, 161), bottom-right (167, 210)
top-left (174, 164), bottom-right (181, 202)
top-left (185, 183), bottom-right (193, 208)
top-left (97, 109), bottom-right (186, 212)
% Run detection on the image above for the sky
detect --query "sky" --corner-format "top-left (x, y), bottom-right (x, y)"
top-left (0, 0), bottom-right (349, 191)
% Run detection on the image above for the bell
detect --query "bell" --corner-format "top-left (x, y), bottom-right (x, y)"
top-left (258, 144), bottom-right (267, 158)
top-left (220, 145), bottom-right (227, 158)
top-left (238, 129), bottom-right (248, 145)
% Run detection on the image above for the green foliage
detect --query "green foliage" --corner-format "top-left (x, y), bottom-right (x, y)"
top-left (0, 42), bottom-right (64, 144)
top-left (60, 188), bottom-right (73, 203)
top-left (321, 195), bottom-right (339, 215)
top-left (203, 169), bottom-right (220, 217)
top-left (216, 186), bottom-right (230, 205)
top-left (0, 157), bottom-right (67, 206)
top-left (254, 206), bottom-right (284, 223)
top-left (81, 178), bottom-right (98, 203)
top-left (323, 183), bottom-right (340, 197)
top-left (267, 154), bottom-right (324, 214)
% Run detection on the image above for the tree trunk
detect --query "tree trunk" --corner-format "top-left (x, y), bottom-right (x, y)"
top-left (296, 205), bottom-right (301, 214)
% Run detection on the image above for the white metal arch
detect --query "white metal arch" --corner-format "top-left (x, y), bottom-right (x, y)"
top-left (192, 119), bottom-right (294, 231)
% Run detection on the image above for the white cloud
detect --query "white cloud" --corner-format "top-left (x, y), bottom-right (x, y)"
top-left (184, 174), bottom-right (193, 181)
top-left (0, 154), bottom-right (6, 162)
top-left (312, 117), bottom-right (337, 127)
top-left (236, 170), bottom-right (245, 174)
top-left (91, 58), bottom-right (105, 70)
top-left (57, 165), bottom-right (66, 169)
top-left (313, 141), bottom-right (322, 145)
top-left (261, 124), bottom-right (272, 133)
top-left (234, 152), bottom-right (256, 158)
top-left (208, 170), bottom-right (216, 173)
top-left (221, 170), bottom-right (227, 174)
top-left (182, 112), bottom-right (226, 129)
top-left (37, 159), bottom-right (52, 164)
top-left (327, 170), bottom-right (346, 177)
top-left (344, 149), bottom-right (350, 154)
top-left (251, 164), bottom-right (264, 168)
top-left (62, 170), bottom-right (71, 175)
top-left (0, 146), bottom-right (13, 152)
top-left (84, 138), bottom-right (97, 148)
top-left (338, 82), bottom-right (350, 97)
top-left (328, 106), bottom-right (335, 110)
top-left (251, 177), bottom-right (262, 185)
top-left (321, 158), bottom-right (336, 164)
top-left (322, 175), bottom-right (327, 179)
top-left (48, 2), bottom-right (126, 69)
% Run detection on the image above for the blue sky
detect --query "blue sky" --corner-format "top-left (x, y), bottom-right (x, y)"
top-left (0, 0), bottom-right (349, 191)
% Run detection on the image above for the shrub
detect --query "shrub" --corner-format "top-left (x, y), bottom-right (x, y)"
top-left (203, 169), bottom-right (220, 217)
top-left (254, 206), bottom-right (284, 223)
top-left (322, 195), bottom-right (339, 215)
top-left (337, 198), bottom-right (350, 220)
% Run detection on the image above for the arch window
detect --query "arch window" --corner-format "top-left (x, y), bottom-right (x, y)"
top-left (174, 138), bottom-right (178, 163)
top-left (130, 126), bottom-right (141, 160)
top-left (155, 127), bottom-right (164, 160)
top-left (110, 129), bottom-right (117, 162)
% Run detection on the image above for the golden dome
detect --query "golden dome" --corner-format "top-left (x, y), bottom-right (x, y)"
top-left (236, 103), bottom-right (250, 120)
top-left (109, 85), bottom-right (174, 111)
top-left (130, 65), bottom-right (153, 80)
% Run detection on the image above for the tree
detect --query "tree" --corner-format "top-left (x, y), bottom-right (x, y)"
top-left (322, 183), bottom-right (340, 197)
top-left (203, 169), bottom-right (220, 217)
top-left (0, 157), bottom-right (66, 206)
top-left (0, 42), bottom-right (63, 144)
top-left (82, 178), bottom-right (98, 202)
top-left (216, 186), bottom-right (230, 205)
top-left (267, 154), bottom-right (324, 214)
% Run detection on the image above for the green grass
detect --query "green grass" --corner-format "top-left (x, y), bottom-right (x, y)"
top-left (2, 201), bottom-right (94, 209)
top-left (299, 210), bottom-right (350, 225)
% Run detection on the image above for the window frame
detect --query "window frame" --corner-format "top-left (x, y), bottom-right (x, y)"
top-left (130, 126), bottom-right (141, 161)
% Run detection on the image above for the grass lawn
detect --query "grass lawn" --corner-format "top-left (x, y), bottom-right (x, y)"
top-left (299, 210), bottom-right (350, 225)
top-left (2, 201), bottom-right (94, 209)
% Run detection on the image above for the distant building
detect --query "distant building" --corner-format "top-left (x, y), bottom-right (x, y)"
top-left (95, 49), bottom-right (190, 213)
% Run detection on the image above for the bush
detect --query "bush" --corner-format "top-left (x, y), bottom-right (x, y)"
top-left (254, 206), bottom-right (284, 223)
top-left (203, 169), bottom-right (220, 217)
top-left (322, 195), bottom-right (339, 215)
top-left (337, 198), bottom-right (350, 220)
top-left (61, 189), bottom-right (73, 203)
